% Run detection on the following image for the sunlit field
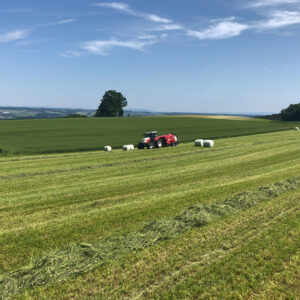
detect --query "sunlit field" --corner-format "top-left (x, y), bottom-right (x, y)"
top-left (0, 130), bottom-right (299, 299)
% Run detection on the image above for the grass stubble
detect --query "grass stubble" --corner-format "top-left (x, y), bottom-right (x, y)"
top-left (0, 130), bottom-right (299, 299)
top-left (1, 177), bottom-right (300, 299)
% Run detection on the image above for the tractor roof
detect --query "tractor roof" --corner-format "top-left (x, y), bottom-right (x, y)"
top-left (145, 131), bottom-right (157, 134)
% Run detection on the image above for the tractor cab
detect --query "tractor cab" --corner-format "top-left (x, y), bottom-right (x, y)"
top-left (144, 131), bottom-right (157, 141)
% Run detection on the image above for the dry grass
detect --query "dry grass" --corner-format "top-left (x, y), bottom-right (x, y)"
top-left (167, 114), bottom-right (254, 120)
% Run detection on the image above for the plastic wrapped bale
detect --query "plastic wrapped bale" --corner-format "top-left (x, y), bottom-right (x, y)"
top-left (204, 140), bottom-right (214, 147)
top-left (295, 127), bottom-right (299, 131)
top-left (129, 145), bottom-right (135, 151)
top-left (123, 145), bottom-right (131, 151)
top-left (195, 139), bottom-right (204, 147)
top-left (104, 146), bottom-right (112, 152)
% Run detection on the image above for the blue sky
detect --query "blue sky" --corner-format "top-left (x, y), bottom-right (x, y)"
top-left (1, 0), bottom-right (300, 113)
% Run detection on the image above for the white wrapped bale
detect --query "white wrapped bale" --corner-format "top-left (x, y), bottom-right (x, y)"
top-left (295, 127), bottom-right (299, 131)
top-left (204, 140), bottom-right (214, 147)
top-left (129, 145), bottom-right (135, 151)
top-left (123, 145), bottom-right (131, 151)
top-left (195, 139), bottom-right (204, 147)
top-left (104, 146), bottom-right (112, 152)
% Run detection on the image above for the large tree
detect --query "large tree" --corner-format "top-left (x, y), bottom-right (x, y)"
top-left (280, 103), bottom-right (300, 121)
top-left (95, 90), bottom-right (128, 117)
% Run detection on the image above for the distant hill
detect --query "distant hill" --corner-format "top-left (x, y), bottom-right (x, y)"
top-left (0, 107), bottom-right (95, 120)
top-left (0, 106), bottom-right (265, 120)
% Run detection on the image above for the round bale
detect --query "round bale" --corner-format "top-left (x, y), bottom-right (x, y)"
top-left (104, 146), bottom-right (112, 152)
top-left (123, 145), bottom-right (131, 151)
top-left (204, 140), bottom-right (214, 147)
top-left (195, 139), bottom-right (204, 147)
top-left (129, 145), bottom-right (135, 151)
top-left (295, 127), bottom-right (299, 131)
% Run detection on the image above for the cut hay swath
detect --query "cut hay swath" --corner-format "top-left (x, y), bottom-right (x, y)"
top-left (1, 177), bottom-right (299, 298)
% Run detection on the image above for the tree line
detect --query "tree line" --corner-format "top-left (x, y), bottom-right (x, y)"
top-left (261, 103), bottom-right (300, 121)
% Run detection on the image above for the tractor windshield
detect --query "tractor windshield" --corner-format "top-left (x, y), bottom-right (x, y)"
top-left (144, 132), bottom-right (157, 139)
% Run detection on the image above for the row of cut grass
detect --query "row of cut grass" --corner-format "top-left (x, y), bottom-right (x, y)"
top-left (0, 130), bottom-right (299, 298)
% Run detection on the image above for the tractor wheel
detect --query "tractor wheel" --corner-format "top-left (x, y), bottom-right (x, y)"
top-left (138, 143), bottom-right (145, 149)
top-left (147, 142), bottom-right (154, 149)
top-left (171, 142), bottom-right (176, 147)
top-left (156, 139), bottom-right (163, 148)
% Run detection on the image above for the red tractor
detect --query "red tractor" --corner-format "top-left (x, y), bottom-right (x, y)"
top-left (138, 131), bottom-right (179, 149)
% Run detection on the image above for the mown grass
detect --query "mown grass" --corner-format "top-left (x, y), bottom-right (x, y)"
top-left (0, 130), bottom-right (299, 299)
top-left (0, 116), bottom-right (298, 154)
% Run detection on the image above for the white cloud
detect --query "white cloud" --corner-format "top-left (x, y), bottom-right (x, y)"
top-left (137, 34), bottom-right (157, 40)
top-left (41, 19), bottom-right (75, 27)
top-left (82, 38), bottom-right (156, 55)
top-left (155, 24), bottom-right (184, 31)
top-left (53, 19), bottom-right (75, 25)
top-left (95, 2), bottom-right (172, 24)
top-left (95, 2), bottom-right (131, 12)
top-left (60, 50), bottom-right (82, 58)
top-left (247, 0), bottom-right (300, 8)
top-left (255, 10), bottom-right (300, 29)
top-left (0, 30), bottom-right (29, 43)
top-left (186, 11), bottom-right (300, 41)
top-left (147, 14), bottom-right (171, 24)
top-left (187, 20), bottom-right (249, 40)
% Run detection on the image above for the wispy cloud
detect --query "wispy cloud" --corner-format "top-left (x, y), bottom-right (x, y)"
top-left (147, 14), bottom-right (172, 24)
top-left (0, 30), bottom-right (30, 43)
top-left (137, 34), bottom-right (157, 40)
top-left (82, 38), bottom-right (157, 55)
top-left (247, 0), bottom-right (300, 8)
top-left (40, 19), bottom-right (76, 27)
top-left (60, 50), bottom-right (82, 58)
top-left (255, 10), bottom-right (300, 29)
top-left (187, 19), bottom-right (249, 40)
top-left (95, 2), bottom-right (172, 23)
top-left (155, 24), bottom-right (184, 31)
top-left (95, 2), bottom-right (131, 12)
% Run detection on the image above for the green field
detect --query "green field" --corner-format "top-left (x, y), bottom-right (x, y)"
top-left (0, 117), bottom-right (298, 154)
top-left (0, 130), bottom-right (299, 299)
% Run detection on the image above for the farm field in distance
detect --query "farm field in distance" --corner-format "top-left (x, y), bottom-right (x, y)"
top-left (0, 116), bottom-right (298, 154)
top-left (0, 129), bottom-right (299, 299)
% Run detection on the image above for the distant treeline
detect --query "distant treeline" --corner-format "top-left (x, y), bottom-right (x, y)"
top-left (260, 103), bottom-right (300, 121)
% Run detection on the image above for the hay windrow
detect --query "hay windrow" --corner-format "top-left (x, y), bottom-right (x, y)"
top-left (1, 177), bottom-right (300, 299)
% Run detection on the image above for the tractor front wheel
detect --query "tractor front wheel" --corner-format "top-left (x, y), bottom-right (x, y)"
top-left (147, 142), bottom-right (154, 149)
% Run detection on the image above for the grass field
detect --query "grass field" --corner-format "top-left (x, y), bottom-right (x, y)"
top-left (0, 130), bottom-right (299, 299)
top-left (0, 117), bottom-right (298, 154)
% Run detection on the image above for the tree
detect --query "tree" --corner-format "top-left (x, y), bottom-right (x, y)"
top-left (95, 90), bottom-right (128, 117)
top-left (280, 103), bottom-right (300, 121)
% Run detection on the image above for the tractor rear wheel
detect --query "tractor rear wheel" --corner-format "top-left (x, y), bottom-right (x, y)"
top-left (156, 139), bottom-right (162, 148)
top-left (147, 142), bottom-right (154, 149)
